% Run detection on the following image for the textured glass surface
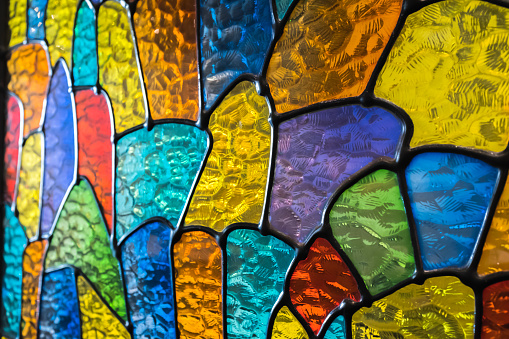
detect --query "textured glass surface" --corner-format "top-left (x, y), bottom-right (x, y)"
top-left (116, 124), bottom-right (208, 240)
top-left (73, 0), bottom-right (97, 87)
top-left (8, 0), bottom-right (26, 46)
top-left (275, 0), bottom-right (293, 20)
top-left (329, 169), bottom-right (415, 295)
top-left (27, 0), bottom-right (47, 40)
top-left (406, 152), bottom-right (498, 270)
top-left (324, 316), bottom-right (347, 339)
top-left (4, 94), bottom-right (21, 204)
top-left (45, 0), bottom-right (78, 66)
top-left (272, 306), bottom-right (309, 339)
top-left (482, 280), bottom-right (509, 338)
top-left (226, 229), bottom-right (294, 339)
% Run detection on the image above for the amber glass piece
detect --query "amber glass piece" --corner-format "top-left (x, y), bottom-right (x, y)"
top-left (7, 44), bottom-right (50, 137)
top-left (21, 240), bottom-right (48, 339)
top-left (45, 0), bottom-right (78, 66)
top-left (98, 0), bottom-right (147, 133)
top-left (272, 306), bottom-right (309, 339)
top-left (267, 0), bottom-right (402, 113)
top-left (185, 82), bottom-right (271, 231)
top-left (134, 0), bottom-right (199, 120)
top-left (353, 276), bottom-right (475, 338)
top-left (4, 94), bottom-right (22, 205)
top-left (8, 0), bottom-right (26, 46)
top-left (290, 238), bottom-right (361, 334)
top-left (482, 280), bottom-right (509, 338)
top-left (173, 231), bottom-right (222, 339)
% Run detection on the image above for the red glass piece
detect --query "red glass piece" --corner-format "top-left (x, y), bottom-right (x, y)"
top-left (483, 280), bottom-right (509, 338)
top-left (4, 94), bottom-right (21, 204)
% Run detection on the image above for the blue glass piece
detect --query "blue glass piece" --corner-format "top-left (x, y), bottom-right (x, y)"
top-left (41, 60), bottom-right (76, 236)
top-left (1, 205), bottom-right (27, 338)
top-left (73, 0), bottom-right (98, 86)
top-left (200, 0), bottom-right (272, 108)
top-left (324, 315), bottom-right (347, 339)
top-left (406, 152), bottom-right (498, 270)
top-left (226, 229), bottom-right (294, 339)
top-left (28, 0), bottom-right (48, 40)
top-left (115, 124), bottom-right (208, 241)
top-left (39, 267), bottom-right (80, 339)
top-left (121, 221), bottom-right (175, 339)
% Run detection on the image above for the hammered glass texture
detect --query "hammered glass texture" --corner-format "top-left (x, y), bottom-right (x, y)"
top-left (406, 152), bottom-right (498, 270)
top-left (45, 0), bottom-right (79, 66)
top-left (271, 306), bottom-right (309, 339)
top-left (73, 0), bottom-right (97, 87)
top-left (27, 0), bottom-right (47, 40)
top-left (8, 0), bottom-right (26, 46)
top-left (324, 316), bottom-right (347, 339)
top-left (482, 280), bottom-right (509, 338)
top-left (4, 94), bottom-right (21, 204)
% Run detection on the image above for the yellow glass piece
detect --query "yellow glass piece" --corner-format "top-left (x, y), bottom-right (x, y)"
top-left (45, 0), bottom-right (79, 66)
top-left (272, 306), bottom-right (309, 339)
top-left (375, 0), bottom-right (509, 152)
top-left (184, 82), bottom-right (271, 231)
top-left (98, 0), bottom-right (147, 133)
top-left (267, 0), bottom-right (402, 114)
top-left (77, 276), bottom-right (130, 339)
top-left (352, 276), bottom-right (475, 338)
top-left (8, 0), bottom-right (26, 46)
top-left (16, 133), bottom-right (43, 240)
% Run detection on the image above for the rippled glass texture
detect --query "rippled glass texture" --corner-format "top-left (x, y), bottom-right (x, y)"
top-left (27, 0), bottom-right (47, 40)
top-left (272, 306), bottom-right (309, 339)
top-left (8, 0), bottom-right (26, 46)
top-left (45, 0), bottom-right (78, 66)
top-left (73, 0), bottom-right (97, 87)
top-left (482, 280), bottom-right (509, 338)
top-left (4, 94), bottom-right (21, 204)
top-left (324, 316), bottom-right (346, 339)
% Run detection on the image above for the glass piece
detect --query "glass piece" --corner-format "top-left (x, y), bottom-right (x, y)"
top-left (267, 0), bottom-right (402, 113)
top-left (4, 94), bottom-right (22, 204)
top-left (376, 0), bottom-right (509, 152)
top-left (134, 0), bottom-right (199, 120)
top-left (21, 240), bottom-right (48, 339)
top-left (28, 0), bottom-right (48, 40)
top-left (200, 0), bottom-right (272, 108)
top-left (482, 280), bottom-right (509, 338)
top-left (8, 0), bottom-right (26, 46)
top-left (7, 43), bottom-right (50, 137)
top-left (406, 152), bottom-right (498, 270)
top-left (121, 221), bottom-right (175, 339)
top-left (116, 124), bottom-right (208, 240)
top-left (323, 315), bottom-right (346, 339)
top-left (352, 276), bottom-right (475, 338)
top-left (38, 268), bottom-right (80, 339)
top-left (290, 238), bottom-right (361, 334)
top-left (269, 105), bottom-right (402, 243)
top-left (17, 132), bottom-right (43, 240)
top-left (275, 0), bottom-right (294, 20)
top-left (226, 229), bottom-right (294, 339)
top-left (45, 179), bottom-right (127, 319)
top-left (97, 0), bottom-right (147, 133)
top-left (1, 206), bottom-right (27, 339)
top-left (76, 89), bottom-right (113, 233)
top-left (77, 275), bottom-right (130, 339)
top-left (73, 0), bottom-right (98, 87)
top-left (271, 306), bottom-right (309, 339)
top-left (185, 82), bottom-right (271, 231)
top-left (45, 0), bottom-right (78, 66)
top-left (329, 169), bottom-right (415, 295)
top-left (40, 61), bottom-right (76, 237)
top-left (173, 231), bottom-right (222, 339)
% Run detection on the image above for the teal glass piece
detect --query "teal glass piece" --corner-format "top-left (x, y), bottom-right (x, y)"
top-left (324, 315), bottom-right (347, 339)
top-left (72, 0), bottom-right (98, 86)
top-left (226, 229), bottom-right (295, 339)
top-left (115, 124), bottom-right (208, 241)
top-left (276, 0), bottom-right (294, 20)
top-left (28, 0), bottom-right (48, 40)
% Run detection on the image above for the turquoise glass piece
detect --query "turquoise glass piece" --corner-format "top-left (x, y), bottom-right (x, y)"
top-left (406, 152), bottom-right (498, 270)
top-left (226, 229), bottom-right (294, 339)
top-left (28, 0), bottom-right (48, 40)
top-left (73, 0), bottom-right (98, 86)
top-left (324, 315), bottom-right (347, 339)
top-left (275, 0), bottom-right (294, 20)
top-left (115, 124), bottom-right (208, 241)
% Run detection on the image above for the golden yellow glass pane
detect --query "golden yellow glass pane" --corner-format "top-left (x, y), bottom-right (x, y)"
top-left (45, 0), bottom-right (79, 66)
top-left (8, 0), bottom-right (26, 47)
top-left (272, 306), bottom-right (309, 339)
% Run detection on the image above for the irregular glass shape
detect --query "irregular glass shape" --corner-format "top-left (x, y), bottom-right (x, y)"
top-left (1, 206), bottom-right (27, 339)
top-left (406, 152), bottom-right (498, 270)
top-left (269, 105), bottom-right (402, 243)
top-left (352, 276), bottom-right (475, 338)
top-left (40, 61), bottom-right (76, 236)
top-left (482, 280), bottom-right (509, 338)
top-left (76, 89), bottom-right (113, 232)
top-left (73, 0), bottom-right (98, 87)
top-left (226, 229), bottom-right (294, 339)
top-left (97, 0), bottom-right (147, 133)
top-left (4, 94), bottom-right (22, 204)
top-left (173, 231), bottom-right (222, 339)
top-left (7, 43), bottom-right (50, 137)
top-left (267, 0), bottom-right (402, 113)
top-left (45, 0), bottom-right (78, 66)
top-left (17, 132), bottom-right (43, 240)
top-left (8, 0), bottom-right (26, 46)
top-left (121, 221), bottom-right (175, 339)
top-left (275, 0), bottom-right (294, 20)
top-left (323, 315), bottom-right (346, 339)
top-left (272, 306), bottom-right (309, 339)
top-left (185, 82), bottom-right (271, 231)
top-left (329, 169), bottom-right (415, 295)
top-left (39, 268), bottom-right (80, 339)
top-left (200, 0), bottom-right (272, 108)
top-left (134, 0), bottom-right (199, 120)
top-left (45, 179), bottom-right (127, 319)
top-left (116, 124), bottom-right (208, 240)
top-left (77, 276), bottom-right (130, 339)
top-left (28, 0), bottom-right (48, 40)
top-left (290, 238), bottom-right (361, 334)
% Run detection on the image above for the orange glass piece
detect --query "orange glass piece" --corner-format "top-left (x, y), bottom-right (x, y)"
top-left (173, 231), bottom-right (222, 339)
top-left (20, 240), bottom-right (48, 339)
top-left (272, 306), bottom-right (309, 339)
top-left (482, 280), bottom-right (509, 339)
top-left (4, 94), bottom-right (22, 205)
top-left (7, 43), bottom-right (50, 137)
top-left (184, 82), bottom-right (271, 231)
top-left (267, 0), bottom-right (402, 113)
top-left (133, 0), bottom-right (199, 120)
top-left (45, 0), bottom-right (79, 66)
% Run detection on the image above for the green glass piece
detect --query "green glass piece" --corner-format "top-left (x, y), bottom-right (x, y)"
top-left (329, 169), bottom-right (415, 295)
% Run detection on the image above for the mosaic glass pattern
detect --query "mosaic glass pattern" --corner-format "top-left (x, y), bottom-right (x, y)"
top-left (272, 306), bottom-right (309, 339)
top-left (73, 0), bottom-right (98, 87)
top-left (482, 280), bottom-right (509, 338)
top-left (27, 0), bottom-right (47, 40)
top-left (4, 94), bottom-right (21, 204)
top-left (45, 0), bottom-right (78, 67)
top-left (8, 0), bottom-right (26, 46)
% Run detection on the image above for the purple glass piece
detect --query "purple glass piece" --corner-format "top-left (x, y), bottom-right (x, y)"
top-left (269, 105), bottom-right (403, 243)
top-left (40, 61), bottom-right (76, 236)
